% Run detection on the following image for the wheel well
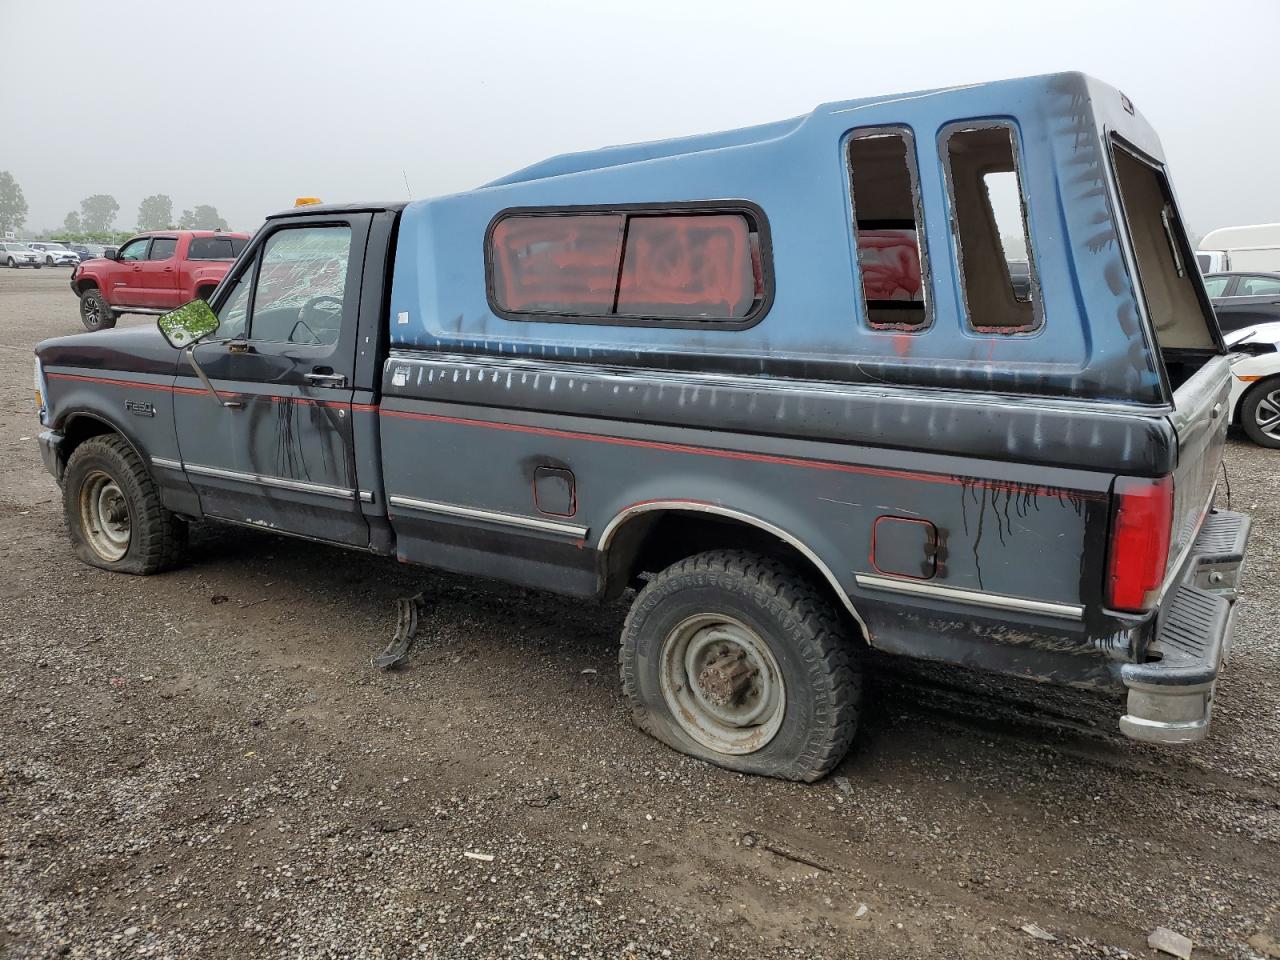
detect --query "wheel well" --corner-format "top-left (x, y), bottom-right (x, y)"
top-left (1238, 374), bottom-right (1280, 421)
top-left (60, 415), bottom-right (140, 467)
top-left (73, 278), bottom-right (99, 296)
top-left (601, 508), bottom-right (868, 643)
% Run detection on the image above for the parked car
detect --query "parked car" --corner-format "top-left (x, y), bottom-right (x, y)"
top-left (2, 242), bottom-right (42, 268)
top-left (32, 73), bottom-right (1248, 782)
top-left (26, 242), bottom-right (80, 266)
top-left (66, 244), bottom-right (96, 263)
top-left (1203, 271), bottom-right (1280, 333)
top-left (69, 231), bottom-right (250, 331)
top-left (1222, 321), bottom-right (1280, 447)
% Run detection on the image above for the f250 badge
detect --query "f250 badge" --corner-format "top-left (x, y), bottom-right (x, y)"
top-left (125, 399), bottom-right (156, 418)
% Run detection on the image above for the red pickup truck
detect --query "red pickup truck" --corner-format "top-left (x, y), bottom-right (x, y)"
top-left (70, 231), bottom-right (250, 331)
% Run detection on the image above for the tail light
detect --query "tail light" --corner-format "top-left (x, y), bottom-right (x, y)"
top-left (1106, 475), bottom-right (1174, 613)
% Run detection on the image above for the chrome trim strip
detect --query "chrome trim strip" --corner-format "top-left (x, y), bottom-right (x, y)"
top-left (854, 573), bottom-right (1084, 621)
top-left (598, 500), bottom-right (870, 634)
top-left (183, 462), bottom-right (356, 500)
top-left (150, 456), bottom-right (183, 471)
top-left (388, 495), bottom-right (588, 539)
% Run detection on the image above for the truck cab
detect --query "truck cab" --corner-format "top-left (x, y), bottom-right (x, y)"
top-left (33, 73), bottom-right (1249, 782)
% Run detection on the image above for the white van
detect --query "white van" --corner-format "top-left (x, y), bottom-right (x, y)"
top-left (1198, 223), bottom-right (1280, 273)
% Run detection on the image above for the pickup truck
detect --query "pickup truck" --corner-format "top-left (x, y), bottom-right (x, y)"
top-left (69, 230), bottom-right (250, 332)
top-left (33, 73), bottom-right (1249, 782)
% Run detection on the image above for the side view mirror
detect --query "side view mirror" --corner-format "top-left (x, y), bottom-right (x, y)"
top-left (157, 298), bottom-right (220, 349)
top-left (103, 247), bottom-right (118, 259)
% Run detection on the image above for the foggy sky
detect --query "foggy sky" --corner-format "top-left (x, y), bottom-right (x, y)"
top-left (3, 0), bottom-right (1278, 239)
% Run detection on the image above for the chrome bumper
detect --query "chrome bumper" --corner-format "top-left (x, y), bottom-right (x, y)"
top-left (1118, 510), bottom-right (1249, 745)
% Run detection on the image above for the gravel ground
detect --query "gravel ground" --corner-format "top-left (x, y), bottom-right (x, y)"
top-left (1, 268), bottom-right (1277, 960)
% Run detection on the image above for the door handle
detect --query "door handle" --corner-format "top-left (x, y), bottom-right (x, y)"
top-left (304, 372), bottom-right (347, 388)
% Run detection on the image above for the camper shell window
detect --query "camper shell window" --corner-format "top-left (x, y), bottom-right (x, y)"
top-left (942, 121), bottom-right (1042, 334)
top-left (1109, 137), bottom-right (1221, 390)
top-left (847, 127), bottom-right (931, 331)
top-left (486, 203), bottom-right (771, 328)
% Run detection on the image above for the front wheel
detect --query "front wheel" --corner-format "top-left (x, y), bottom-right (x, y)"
top-left (1241, 377), bottom-right (1280, 448)
top-left (619, 550), bottom-right (862, 782)
top-left (79, 288), bottom-right (117, 331)
top-left (62, 434), bottom-right (186, 574)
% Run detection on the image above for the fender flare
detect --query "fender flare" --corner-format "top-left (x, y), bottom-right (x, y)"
top-left (597, 499), bottom-right (870, 637)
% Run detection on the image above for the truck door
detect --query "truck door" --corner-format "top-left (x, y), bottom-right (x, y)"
top-left (137, 235), bottom-right (179, 308)
top-left (171, 215), bottom-right (371, 546)
top-left (111, 236), bottom-right (152, 306)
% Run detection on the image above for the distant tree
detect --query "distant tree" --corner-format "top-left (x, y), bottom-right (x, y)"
top-left (63, 211), bottom-right (82, 233)
top-left (0, 171), bottom-right (28, 234)
top-left (178, 204), bottom-right (228, 230)
top-left (137, 194), bottom-right (174, 231)
top-left (79, 194), bottom-right (119, 232)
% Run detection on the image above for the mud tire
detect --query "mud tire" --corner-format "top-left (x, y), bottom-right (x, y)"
top-left (63, 434), bottom-right (185, 574)
top-left (619, 550), bottom-right (862, 782)
top-left (79, 288), bottom-right (117, 331)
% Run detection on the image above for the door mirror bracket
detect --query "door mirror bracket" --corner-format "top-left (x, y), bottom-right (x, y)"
top-left (156, 300), bottom-right (237, 407)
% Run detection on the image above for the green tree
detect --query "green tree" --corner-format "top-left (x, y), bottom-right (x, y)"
top-left (137, 194), bottom-right (174, 231)
top-left (0, 171), bottom-right (28, 234)
top-left (79, 194), bottom-right (119, 232)
top-left (178, 204), bottom-right (228, 230)
top-left (63, 211), bottom-right (81, 233)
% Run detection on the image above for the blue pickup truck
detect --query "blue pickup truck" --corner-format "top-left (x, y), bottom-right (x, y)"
top-left (33, 72), bottom-right (1249, 781)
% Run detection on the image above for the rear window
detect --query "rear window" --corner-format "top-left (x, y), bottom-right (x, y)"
top-left (487, 206), bottom-right (768, 325)
top-left (188, 236), bottom-right (245, 260)
top-left (1110, 140), bottom-right (1217, 353)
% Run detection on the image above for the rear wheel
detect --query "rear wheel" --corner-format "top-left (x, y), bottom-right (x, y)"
top-left (619, 550), bottom-right (862, 782)
top-left (1241, 377), bottom-right (1280, 448)
top-left (62, 435), bottom-right (185, 574)
top-left (79, 288), bottom-right (116, 331)
top-left (6, 257), bottom-right (14, 268)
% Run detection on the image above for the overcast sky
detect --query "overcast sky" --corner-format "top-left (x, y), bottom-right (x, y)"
top-left (3, 0), bottom-right (1277, 239)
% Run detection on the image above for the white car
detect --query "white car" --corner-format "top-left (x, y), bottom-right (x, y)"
top-left (1226, 320), bottom-right (1280, 447)
top-left (1, 242), bottom-right (42, 268)
top-left (25, 241), bottom-right (79, 266)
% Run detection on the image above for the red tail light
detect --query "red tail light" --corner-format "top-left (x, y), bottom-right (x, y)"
top-left (1106, 475), bottom-right (1174, 613)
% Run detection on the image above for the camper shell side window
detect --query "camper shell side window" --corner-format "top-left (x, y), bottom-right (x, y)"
top-left (941, 120), bottom-right (1042, 335)
top-left (847, 126), bottom-right (932, 332)
top-left (485, 201), bottom-right (773, 330)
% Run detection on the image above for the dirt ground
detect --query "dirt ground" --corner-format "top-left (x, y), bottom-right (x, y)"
top-left (1, 267), bottom-right (1277, 960)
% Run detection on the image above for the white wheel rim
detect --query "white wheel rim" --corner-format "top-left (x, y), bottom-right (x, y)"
top-left (1255, 391), bottom-right (1280, 440)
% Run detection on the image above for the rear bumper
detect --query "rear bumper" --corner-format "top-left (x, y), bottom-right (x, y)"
top-left (1118, 510), bottom-right (1249, 744)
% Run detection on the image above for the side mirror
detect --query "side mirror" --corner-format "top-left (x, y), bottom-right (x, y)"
top-left (103, 247), bottom-right (118, 259)
top-left (158, 298), bottom-right (220, 349)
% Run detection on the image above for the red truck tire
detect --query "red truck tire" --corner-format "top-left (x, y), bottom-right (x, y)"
top-left (79, 288), bottom-right (117, 332)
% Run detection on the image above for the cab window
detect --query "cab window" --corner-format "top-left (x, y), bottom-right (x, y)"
top-left (247, 225), bottom-right (353, 345)
top-left (215, 267), bottom-right (255, 340)
top-left (1202, 275), bottom-right (1231, 298)
top-left (147, 237), bottom-right (177, 261)
top-left (1238, 275), bottom-right (1280, 297)
top-left (117, 238), bottom-right (149, 262)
